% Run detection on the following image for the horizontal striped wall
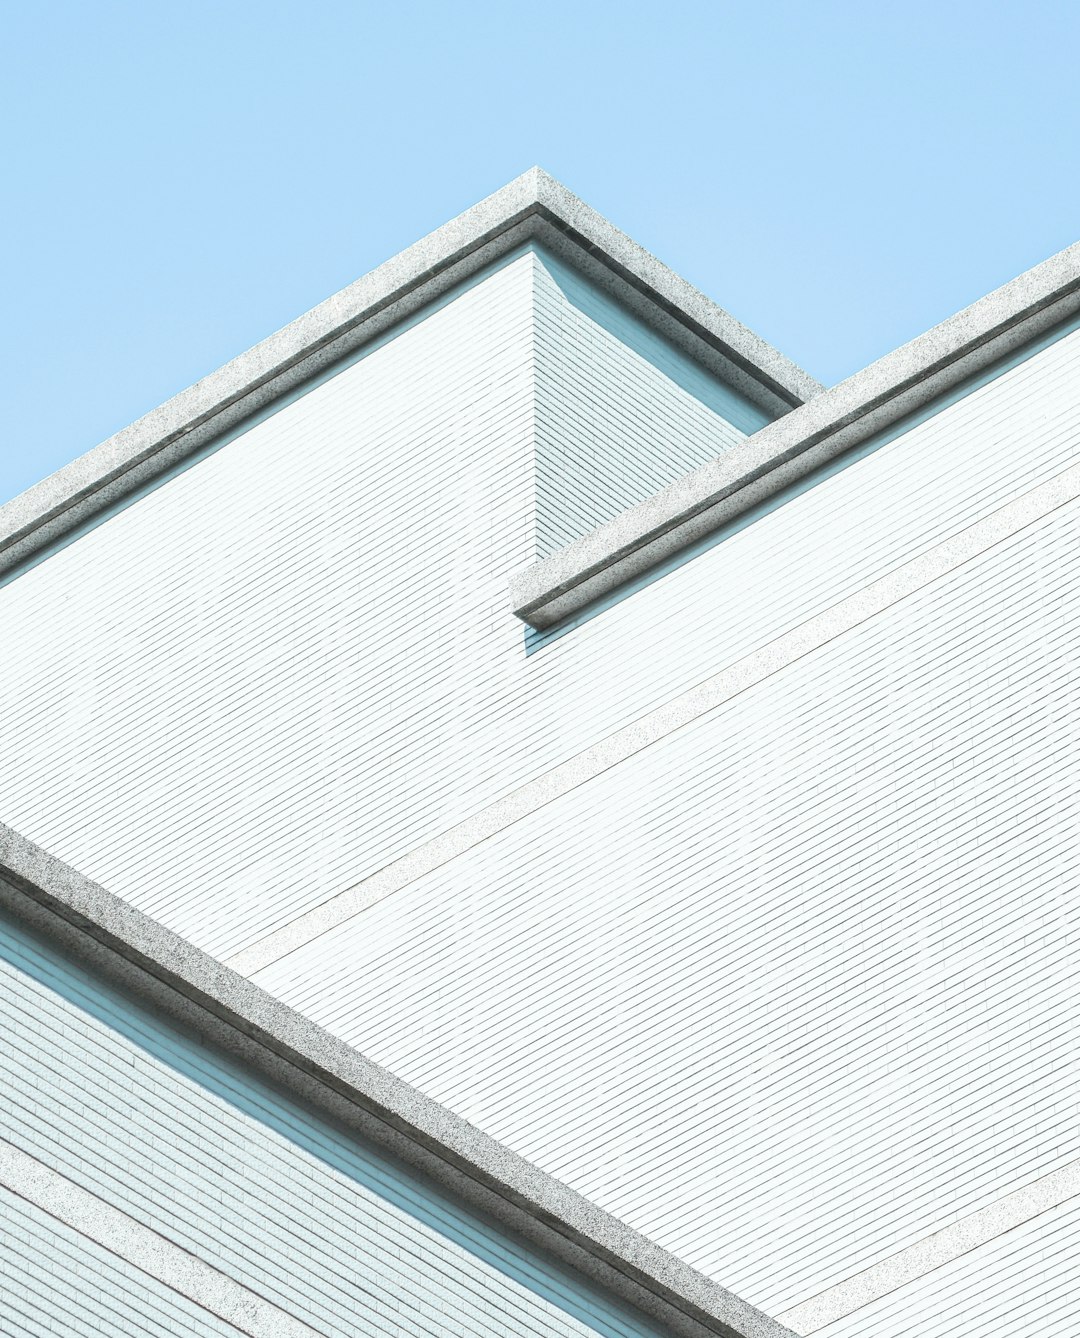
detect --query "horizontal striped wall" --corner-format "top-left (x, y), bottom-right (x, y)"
top-left (532, 250), bottom-right (769, 556)
top-left (0, 904), bottom-right (668, 1338)
top-left (1, 292), bottom-right (1078, 971)
top-left (0, 243), bottom-right (762, 963)
top-left (254, 495), bottom-right (1080, 1325)
top-left (0, 247), bottom-right (538, 957)
top-left (252, 309), bottom-right (1080, 965)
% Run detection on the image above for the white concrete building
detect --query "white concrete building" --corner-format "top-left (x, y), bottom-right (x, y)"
top-left (1, 169), bottom-right (1078, 1336)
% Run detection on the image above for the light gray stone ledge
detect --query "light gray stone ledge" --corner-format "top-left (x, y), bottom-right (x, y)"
top-left (0, 169), bottom-right (819, 580)
top-left (511, 237), bottom-right (1080, 628)
top-left (0, 823), bottom-right (794, 1338)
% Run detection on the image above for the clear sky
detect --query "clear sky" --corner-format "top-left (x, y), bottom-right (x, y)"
top-left (3, 0), bottom-right (1079, 505)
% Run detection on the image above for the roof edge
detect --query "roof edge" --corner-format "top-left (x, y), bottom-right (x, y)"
top-left (0, 822), bottom-right (793, 1338)
top-left (512, 235), bottom-right (1080, 628)
top-left (0, 168), bottom-right (819, 580)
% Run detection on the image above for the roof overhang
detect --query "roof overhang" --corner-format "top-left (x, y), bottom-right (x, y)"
top-left (511, 236), bottom-right (1080, 627)
top-left (0, 168), bottom-right (820, 580)
top-left (0, 822), bottom-right (794, 1338)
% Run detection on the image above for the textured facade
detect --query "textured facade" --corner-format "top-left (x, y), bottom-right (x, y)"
top-left (1, 170), bottom-right (1078, 1336)
top-left (0, 899), bottom-right (671, 1338)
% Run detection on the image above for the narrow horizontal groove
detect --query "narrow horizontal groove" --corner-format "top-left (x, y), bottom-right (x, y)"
top-left (229, 457), bottom-right (1080, 977)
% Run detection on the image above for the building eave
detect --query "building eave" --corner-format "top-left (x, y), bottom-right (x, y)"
top-left (0, 168), bottom-right (819, 581)
top-left (0, 821), bottom-right (793, 1338)
top-left (511, 235), bottom-right (1080, 628)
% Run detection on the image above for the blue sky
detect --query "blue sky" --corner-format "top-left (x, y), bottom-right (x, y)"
top-left (3, 0), bottom-right (1079, 505)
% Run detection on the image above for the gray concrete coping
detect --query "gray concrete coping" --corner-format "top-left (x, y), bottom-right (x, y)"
top-left (511, 236), bottom-right (1080, 628)
top-left (0, 168), bottom-right (820, 580)
top-left (0, 822), bottom-right (795, 1338)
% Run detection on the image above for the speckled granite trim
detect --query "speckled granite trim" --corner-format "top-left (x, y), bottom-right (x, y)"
top-left (0, 169), bottom-right (819, 579)
top-left (512, 238), bottom-right (1080, 627)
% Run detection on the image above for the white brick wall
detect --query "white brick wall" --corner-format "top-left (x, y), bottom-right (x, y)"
top-left (0, 248), bottom-right (538, 958)
top-left (1, 296), bottom-right (1078, 974)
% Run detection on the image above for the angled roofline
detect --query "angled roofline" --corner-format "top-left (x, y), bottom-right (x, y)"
top-left (0, 822), bottom-right (794, 1338)
top-left (0, 168), bottom-right (820, 581)
top-left (511, 235), bottom-right (1080, 627)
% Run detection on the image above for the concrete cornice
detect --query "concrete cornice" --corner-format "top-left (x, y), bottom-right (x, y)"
top-left (0, 168), bottom-right (819, 580)
top-left (0, 822), bottom-right (793, 1338)
top-left (512, 237), bottom-right (1080, 628)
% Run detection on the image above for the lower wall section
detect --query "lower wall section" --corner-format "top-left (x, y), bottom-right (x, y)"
top-left (0, 908), bottom-right (665, 1338)
top-left (0, 1182), bottom-right (236, 1338)
top-left (254, 492), bottom-right (1080, 1326)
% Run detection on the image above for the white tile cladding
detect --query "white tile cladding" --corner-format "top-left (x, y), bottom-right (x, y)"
top-left (254, 491), bottom-right (1080, 1320)
top-left (0, 243), bottom-right (766, 961)
top-left (2, 226), bottom-right (1080, 1337)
